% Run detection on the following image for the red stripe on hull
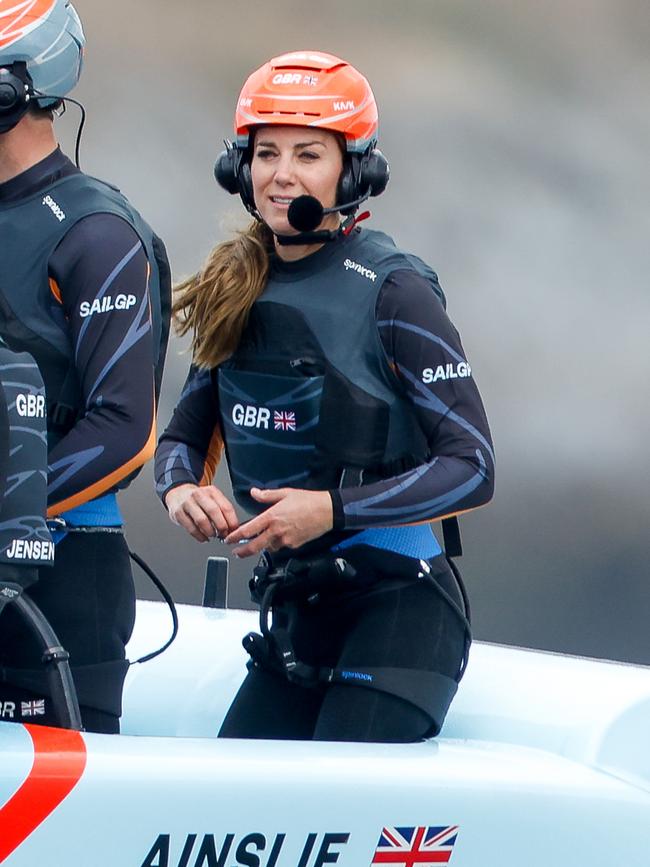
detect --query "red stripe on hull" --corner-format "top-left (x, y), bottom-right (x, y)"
top-left (0, 725), bottom-right (86, 863)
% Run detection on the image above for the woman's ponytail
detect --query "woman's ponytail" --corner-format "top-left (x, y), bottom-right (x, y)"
top-left (173, 220), bottom-right (273, 368)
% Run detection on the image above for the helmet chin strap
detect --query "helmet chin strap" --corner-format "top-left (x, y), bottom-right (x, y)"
top-left (274, 193), bottom-right (372, 246)
top-left (274, 225), bottom-right (343, 247)
top-left (274, 212), bottom-right (371, 247)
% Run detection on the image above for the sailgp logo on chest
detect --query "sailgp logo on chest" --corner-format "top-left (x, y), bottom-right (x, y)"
top-left (42, 195), bottom-right (66, 222)
top-left (343, 258), bottom-right (377, 282)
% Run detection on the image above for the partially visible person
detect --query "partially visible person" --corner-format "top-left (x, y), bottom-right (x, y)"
top-left (156, 51), bottom-right (494, 742)
top-left (0, 341), bottom-right (54, 606)
top-left (0, 0), bottom-right (171, 733)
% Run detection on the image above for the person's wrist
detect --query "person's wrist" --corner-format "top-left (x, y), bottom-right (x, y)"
top-left (162, 481), bottom-right (194, 510)
top-left (318, 489), bottom-right (334, 531)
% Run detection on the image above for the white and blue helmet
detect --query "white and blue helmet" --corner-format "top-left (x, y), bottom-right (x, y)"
top-left (0, 0), bottom-right (85, 106)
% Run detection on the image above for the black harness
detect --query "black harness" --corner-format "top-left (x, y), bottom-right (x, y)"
top-left (243, 547), bottom-right (471, 736)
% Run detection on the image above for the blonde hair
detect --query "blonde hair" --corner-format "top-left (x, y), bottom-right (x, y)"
top-left (173, 220), bottom-right (274, 369)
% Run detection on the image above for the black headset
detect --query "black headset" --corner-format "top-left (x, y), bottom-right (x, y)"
top-left (337, 147), bottom-right (390, 214)
top-left (214, 143), bottom-right (256, 213)
top-left (0, 63), bottom-right (32, 132)
top-left (214, 139), bottom-right (390, 217)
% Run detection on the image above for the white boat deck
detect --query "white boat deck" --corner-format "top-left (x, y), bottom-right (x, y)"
top-left (122, 601), bottom-right (650, 793)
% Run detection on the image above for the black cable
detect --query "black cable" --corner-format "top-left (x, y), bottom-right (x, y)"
top-left (446, 555), bottom-right (472, 625)
top-left (66, 96), bottom-right (86, 169)
top-left (444, 556), bottom-right (472, 679)
top-left (34, 91), bottom-right (86, 168)
top-left (128, 549), bottom-right (179, 664)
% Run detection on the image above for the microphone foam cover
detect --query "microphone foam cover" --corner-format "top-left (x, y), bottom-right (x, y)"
top-left (287, 196), bottom-right (324, 232)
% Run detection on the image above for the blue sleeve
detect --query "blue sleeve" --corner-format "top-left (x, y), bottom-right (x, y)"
top-left (331, 269), bottom-right (495, 529)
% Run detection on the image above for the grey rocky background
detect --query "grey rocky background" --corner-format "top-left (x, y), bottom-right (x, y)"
top-left (58, 0), bottom-right (650, 663)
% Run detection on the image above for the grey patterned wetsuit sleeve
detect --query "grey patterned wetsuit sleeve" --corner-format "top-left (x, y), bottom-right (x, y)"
top-left (0, 376), bottom-right (7, 514)
top-left (0, 347), bottom-right (53, 576)
top-left (46, 213), bottom-right (156, 514)
top-left (154, 365), bottom-right (223, 503)
top-left (331, 269), bottom-right (495, 530)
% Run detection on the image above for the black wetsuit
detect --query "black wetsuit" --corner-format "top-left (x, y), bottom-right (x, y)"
top-left (156, 230), bottom-right (494, 742)
top-left (0, 149), bottom-right (168, 733)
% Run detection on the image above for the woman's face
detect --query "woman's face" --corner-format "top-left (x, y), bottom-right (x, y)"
top-left (250, 126), bottom-right (344, 238)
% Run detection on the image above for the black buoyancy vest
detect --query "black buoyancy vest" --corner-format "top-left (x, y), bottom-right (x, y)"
top-left (0, 172), bottom-right (171, 444)
top-left (0, 345), bottom-right (53, 569)
top-left (218, 228), bottom-right (445, 514)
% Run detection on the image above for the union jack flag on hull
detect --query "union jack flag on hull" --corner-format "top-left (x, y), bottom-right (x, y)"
top-left (273, 410), bottom-right (296, 431)
top-left (371, 825), bottom-right (459, 866)
top-left (20, 699), bottom-right (45, 717)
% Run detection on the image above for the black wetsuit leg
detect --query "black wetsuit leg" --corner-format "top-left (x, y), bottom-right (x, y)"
top-left (218, 602), bottom-right (340, 739)
top-left (314, 559), bottom-right (465, 743)
top-left (218, 666), bottom-right (324, 740)
top-left (219, 553), bottom-right (466, 743)
top-left (0, 533), bottom-right (135, 733)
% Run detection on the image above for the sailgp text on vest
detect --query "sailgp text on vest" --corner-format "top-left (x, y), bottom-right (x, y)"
top-left (42, 195), bottom-right (66, 222)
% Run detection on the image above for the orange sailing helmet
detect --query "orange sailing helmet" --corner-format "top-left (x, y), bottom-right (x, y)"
top-left (234, 50), bottom-right (378, 154)
top-left (215, 50), bottom-right (388, 216)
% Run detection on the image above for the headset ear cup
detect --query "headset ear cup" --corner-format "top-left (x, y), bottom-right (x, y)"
top-left (337, 158), bottom-right (358, 211)
top-left (360, 148), bottom-right (390, 197)
top-left (237, 160), bottom-right (255, 213)
top-left (214, 144), bottom-right (257, 215)
top-left (337, 149), bottom-right (390, 214)
top-left (0, 67), bottom-right (27, 112)
top-left (0, 66), bottom-right (31, 133)
top-left (214, 146), bottom-right (240, 194)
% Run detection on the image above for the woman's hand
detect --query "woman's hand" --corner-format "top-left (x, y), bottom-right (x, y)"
top-left (164, 483), bottom-right (240, 543)
top-left (225, 487), bottom-right (333, 558)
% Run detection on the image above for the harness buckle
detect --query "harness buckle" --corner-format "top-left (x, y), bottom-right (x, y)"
top-left (271, 629), bottom-right (298, 673)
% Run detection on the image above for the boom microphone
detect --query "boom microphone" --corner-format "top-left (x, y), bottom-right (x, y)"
top-left (287, 196), bottom-right (326, 232)
top-left (286, 191), bottom-right (372, 233)
top-left (275, 191), bottom-right (372, 246)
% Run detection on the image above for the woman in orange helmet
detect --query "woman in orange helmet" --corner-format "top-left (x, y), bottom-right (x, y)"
top-left (155, 52), bottom-right (494, 742)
